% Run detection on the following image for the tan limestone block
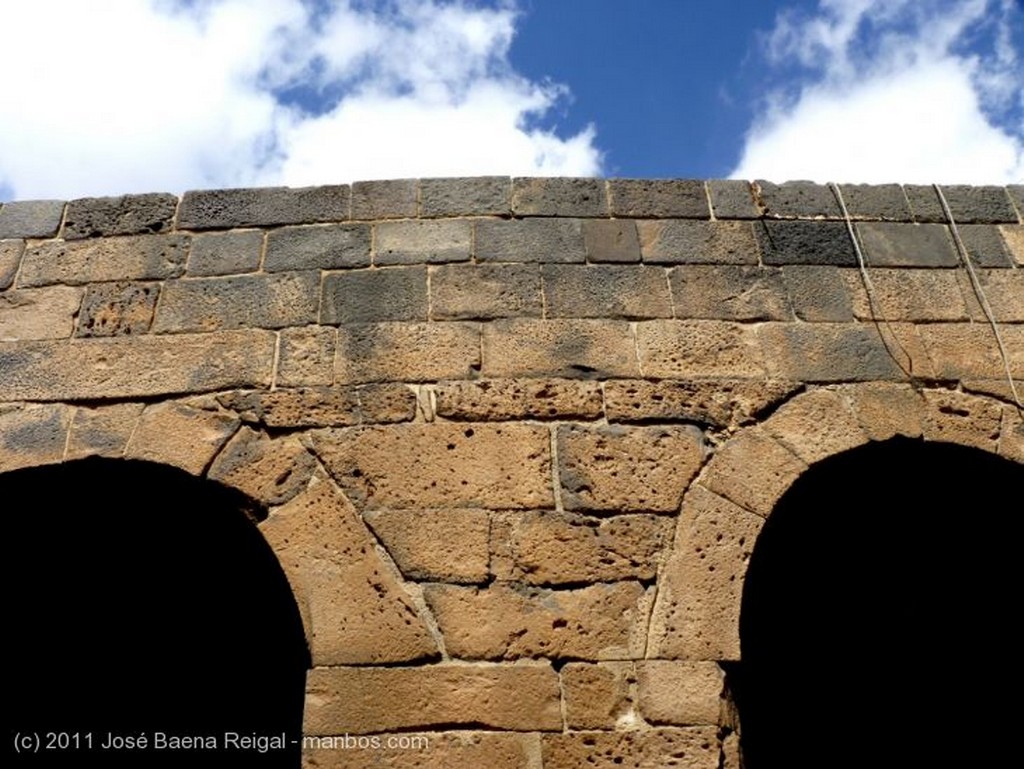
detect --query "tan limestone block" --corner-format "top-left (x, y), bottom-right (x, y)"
top-left (311, 423), bottom-right (552, 510)
top-left (921, 389), bottom-right (1002, 451)
top-left (635, 320), bottom-right (765, 378)
top-left (0, 403), bottom-right (73, 472)
top-left (721, 733), bottom-right (742, 769)
top-left (1000, 224), bottom-right (1024, 266)
top-left (481, 318), bottom-right (639, 378)
top-left (303, 663), bottom-right (561, 734)
top-left (363, 508), bottom-right (490, 583)
top-left (260, 473), bottom-right (439, 665)
top-left (762, 387), bottom-right (868, 465)
top-left (962, 379), bottom-right (1024, 403)
top-left (335, 322), bottom-right (480, 384)
top-left (636, 661), bottom-right (724, 726)
top-left (19, 233), bottom-right (188, 286)
top-left (702, 428), bottom-right (806, 517)
top-left (999, 405), bottom-right (1024, 463)
top-left (65, 402), bottom-right (145, 459)
top-left (844, 268), bottom-right (969, 321)
top-left (208, 426), bottom-right (317, 506)
top-left (433, 378), bottom-right (603, 421)
top-left (648, 485), bottom-right (764, 661)
top-left (301, 732), bottom-right (536, 769)
top-left (558, 424), bottom-right (705, 513)
top-left (845, 382), bottom-right (925, 440)
top-left (919, 323), bottom-right (1024, 380)
top-left (124, 401), bottom-right (238, 475)
top-left (561, 661), bottom-right (636, 730)
top-left (541, 727), bottom-right (720, 769)
top-left (0, 286), bottom-right (82, 340)
top-left (424, 582), bottom-right (651, 660)
top-left (0, 239), bottom-right (23, 290)
top-left (491, 511), bottom-right (672, 585)
top-left (277, 326), bottom-right (336, 387)
top-left (956, 269), bottom-right (1024, 322)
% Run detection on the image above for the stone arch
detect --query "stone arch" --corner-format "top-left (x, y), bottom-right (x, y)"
top-left (647, 383), bottom-right (1024, 661)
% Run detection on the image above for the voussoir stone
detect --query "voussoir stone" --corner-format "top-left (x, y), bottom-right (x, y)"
top-left (541, 727), bottom-right (720, 769)
top-left (561, 662), bottom-right (636, 730)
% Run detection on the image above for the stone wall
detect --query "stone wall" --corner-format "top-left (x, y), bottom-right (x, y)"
top-left (1, 178), bottom-right (1022, 768)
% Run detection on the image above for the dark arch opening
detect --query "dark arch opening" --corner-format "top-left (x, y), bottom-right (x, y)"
top-left (3, 457), bottom-right (310, 768)
top-left (731, 437), bottom-right (1023, 769)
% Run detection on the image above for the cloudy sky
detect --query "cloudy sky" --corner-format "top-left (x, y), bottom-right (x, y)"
top-left (0, 0), bottom-right (1021, 201)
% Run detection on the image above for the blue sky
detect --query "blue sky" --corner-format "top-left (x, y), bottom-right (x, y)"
top-left (0, 0), bottom-right (1021, 201)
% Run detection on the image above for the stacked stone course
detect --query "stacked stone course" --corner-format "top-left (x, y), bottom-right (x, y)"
top-left (1, 178), bottom-right (1022, 768)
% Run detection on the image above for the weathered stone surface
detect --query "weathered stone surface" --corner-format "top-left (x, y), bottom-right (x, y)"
top-left (0, 200), bottom-right (64, 239)
top-left (846, 383), bottom-right (925, 441)
top-left (302, 732), bottom-right (534, 769)
top-left (321, 266), bottom-right (427, 324)
top-left (956, 223), bottom-right (1013, 267)
top-left (835, 184), bottom-right (911, 221)
top-left (62, 193), bottom-right (177, 239)
top-left (781, 265), bottom-right (855, 321)
top-left (312, 423), bottom-right (551, 509)
top-left (541, 728), bottom-right (719, 769)
top-left (755, 180), bottom-right (840, 218)
top-left (364, 508), bottom-right (490, 583)
top-left (0, 240), bottom-right (23, 290)
top-left (998, 224), bottom-right (1024, 266)
top-left (936, 184), bottom-right (1018, 223)
top-left (561, 662), bottom-right (635, 729)
top-left (303, 664), bottom-right (560, 734)
top-left (153, 272), bottom-right (319, 332)
top-left (608, 179), bottom-right (708, 218)
top-left (583, 219), bottom-right (641, 262)
top-left (419, 176), bottom-right (510, 217)
top-left (260, 473), bottom-right (439, 665)
top-left (277, 326), bottom-right (336, 387)
top-left (999, 404), bottom-right (1024, 463)
top-left (19, 234), bottom-right (189, 287)
top-left (65, 402), bottom-right (145, 459)
top-left (482, 319), bottom-right (638, 379)
top-left (178, 185), bottom-right (349, 229)
top-left (335, 322), bottom-right (479, 384)
top-left (351, 179), bottom-right (417, 219)
top-left (186, 229), bottom-right (263, 276)
top-left (904, 185), bottom-right (945, 222)
top-left (76, 281), bottom-right (158, 337)
top-left (375, 219), bottom-right (471, 264)
top-left (846, 268), bottom-right (968, 322)
top-left (430, 263), bottom-right (542, 320)
top-left (921, 389), bottom-right (1002, 451)
top-left (124, 401), bottom-right (238, 475)
top-left (220, 384), bottom-right (415, 428)
top-left (670, 265), bottom-right (792, 320)
top-left (918, 323), bottom-right (1024, 380)
top-left (636, 321), bottom-right (765, 378)
top-left (637, 220), bottom-right (759, 264)
top-left (208, 426), bottom-right (317, 506)
top-left (707, 180), bottom-right (758, 219)
top-left (543, 264), bottom-right (672, 319)
top-left (637, 661), bottom-right (724, 725)
top-left (264, 224), bottom-right (370, 272)
top-left (424, 582), bottom-right (650, 660)
top-left (558, 424), bottom-right (704, 513)
top-left (0, 330), bottom-right (276, 401)
top-left (757, 323), bottom-right (911, 382)
top-left (0, 286), bottom-right (81, 340)
top-left (955, 270), bottom-right (1024, 324)
top-left (853, 222), bottom-right (957, 266)
top-left (0, 403), bottom-right (73, 472)
top-left (491, 511), bottom-right (672, 584)
top-left (758, 220), bottom-right (856, 265)
top-left (512, 177), bottom-right (607, 217)
top-left (761, 387), bottom-right (867, 465)
top-left (701, 429), bottom-right (807, 517)
top-left (648, 485), bottom-right (765, 660)
top-left (603, 379), bottom-right (801, 428)
top-left (1008, 185), bottom-right (1024, 220)
top-left (434, 378), bottom-right (602, 421)
top-left (475, 218), bottom-right (586, 263)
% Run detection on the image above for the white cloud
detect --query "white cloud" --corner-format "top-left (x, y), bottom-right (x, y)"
top-left (0, 0), bottom-right (602, 201)
top-left (733, 0), bottom-right (1024, 184)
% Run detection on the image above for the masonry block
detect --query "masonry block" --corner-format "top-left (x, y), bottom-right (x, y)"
top-left (0, 240), bottom-right (23, 290)
top-left (124, 401), bottom-right (238, 475)
top-left (433, 378), bottom-right (602, 421)
top-left (277, 325), bottom-right (336, 387)
top-left (178, 185), bottom-right (349, 229)
top-left (351, 179), bottom-right (417, 219)
top-left (0, 285), bottom-right (81, 340)
top-left (701, 430), bottom-right (807, 517)
top-left (541, 728), bottom-right (719, 769)
top-left (475, 218), bottom-right (585, 263)
top-left (637, 220), bottom-right (759, 264)
top-left (636, 661), bottom-right (724, 725)
top-left (65, 402), bottom-right (145, 460)
top-left (418, 176), bottom-right (510, 217)
top-left (707, 180), bottom-right (758, 219)
top-left (757, 323), bottom-right (911, 382)
top-left (921, 389), bottom-right (1002, 452)
top-left (761, 387), bottom-right (867, 465)
top-left (846, 268), bottom-right (969, 321)
top-left (76, 281), bottom-right (158, 337)
top-left (835, 183), bottom-right (911, 220)
top-left (512, 177), bottom-right (607, 217)
top-left (853, 222), bottom-right (958, 266)
top-left (844, 382), bottom-right (924, 441)
top-left (1007, 185), bottom-right (1023, 220)
top-left (481, 319), bottom-right (638, 378)
top-left (186, 229), bottom-right (263, 276)
top-left (321, 266), bottom-right (427, 324)
top-left (957, 269), bottom-right (1024, 322)
top-left (669, 265), bottom-right (792, 320)
top-left (303, 664), bottom-right (561, 734)
top-left (0, 403), bottom-right (73, 472)
top-left (19, 234), bottom-right (189, 287)
top-left (311, 422), bottom-right (551, 509)
top-left (154, 271), bottom-right (318, 332)
top-left (582, 219), bottom-right (641, 262)
top-left (918, 323), bottom-right (1024, 380)
top-left (758, 220), bottom-right (855, 265)
top-left (208, 427), bottom-right (317, 506)
top-left (301, 732), bottom-right (535, 769)
top-left (999, 405), bottom-right (1024, 464)
top-left (62, 193), bottom-right (177, 239)
top-left (935, 184), bottom-right (1018, 223)
top-left (781, 265), bottom-right (855, 321)
top-left (334, 322), bottom-right (479, 384)
top-left (430, 263), bottom-right (541, 320)
top-left (375, 219), bottom-right (471, 265)
top-left (903, 184), bottom-right (945, 222)
top-left (363, 508), bottom-right (490, 583)
top-left (608, 179), bottom-right (708, 218)
top-left (1000, 224), bottom-right (1024, 266)
top-left (956, 223), bottom-right (1013, 267)
top-left (558, 424), bottom-right (704, 513)
top-left (543, 264), bottom-right (672, 318)
top-left (423, 582), bottom-right (650, 660)
top-left (755, 180), bottom-right (840, 218)
top-left (220, 383), bottom-right (415, 428)
top-left (561, 662), bottom-right (635, 729)
top-left (264, 223), bottom-right (370, 271)
top-left (0, 200), bottom-right (65, 239)
top-left (635, 320), bottom-right (765, 378)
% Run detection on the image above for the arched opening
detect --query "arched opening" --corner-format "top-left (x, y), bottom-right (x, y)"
top-left (4, 457), bottom-right (310, 767)
top-left (732, 437), bottom-right (1022, 768)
